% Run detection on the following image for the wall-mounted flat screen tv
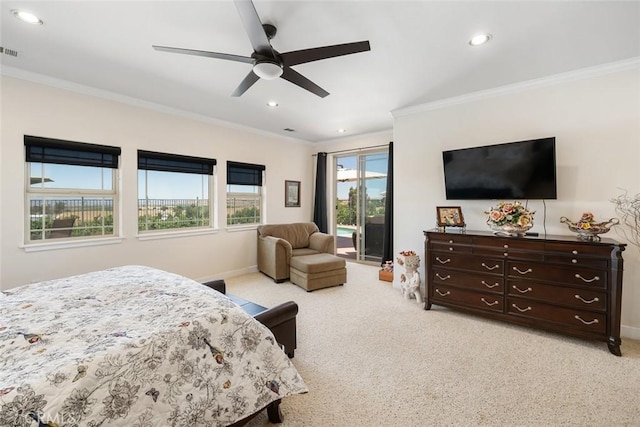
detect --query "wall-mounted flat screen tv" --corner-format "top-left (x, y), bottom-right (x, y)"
top-left (443, 137), bottom-right (557, 200)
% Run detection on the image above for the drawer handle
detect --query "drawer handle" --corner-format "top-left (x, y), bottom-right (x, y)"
top-left (512, 304), bottom-right (532, 313)
top-left (512, 285), bottom-right (532, 294)
top-left (572, 250), bottom-right (578, 255)
top-left (482, 280), bottom-right (500, 288)
top-left (435, 257), bottom-right (451, 264)
top-left (575, 274), bottom-right (600, 283)
top-left (481, 298), bottom-right (499, 306)
top-left (575, 295), bottom-right (600, 304)
top-left (435, 289), bottom-right (451, 297)
top-left (435, 273), bottom-right (451, 281)
top-left (574, 315), bottom-right (599, 325)
top-left (482, 263), bottom-right (500, 271)
top-left (512, 267), bottom-right (533, 275)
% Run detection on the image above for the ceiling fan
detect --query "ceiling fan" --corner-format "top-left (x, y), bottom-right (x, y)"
top-left (152, 0), bottom-right (370, 98)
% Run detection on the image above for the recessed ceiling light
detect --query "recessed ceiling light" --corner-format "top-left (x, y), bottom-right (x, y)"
top-left (12, 9), bottom-right (43, 25)
top-left (267, 101), bottom-right (278, 107)
top-left (337, 129), bottom-right (346, 133)
top-left (469, 33), bottom-right (492, 46)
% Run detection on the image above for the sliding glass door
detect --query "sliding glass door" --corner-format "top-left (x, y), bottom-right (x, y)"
top-left (335, 150), bottom-right (388, 263)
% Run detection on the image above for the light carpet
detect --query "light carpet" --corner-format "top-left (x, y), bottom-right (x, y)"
top-left (227, 262), bottom-right (640, 427)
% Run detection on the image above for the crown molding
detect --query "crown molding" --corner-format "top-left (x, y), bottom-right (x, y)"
top-left (391, 56), bottom-right (640, 118)
top-left (0, 65), bottom-right (311, 145)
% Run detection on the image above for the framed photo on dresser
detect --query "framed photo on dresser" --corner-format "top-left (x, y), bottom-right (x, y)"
top-left (436, 206), bottom-right (465, 227)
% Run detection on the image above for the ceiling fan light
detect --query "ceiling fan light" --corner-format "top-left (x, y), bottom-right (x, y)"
top-left (253, 61), bottom-right (283, 80)
top-left (12, 9), bottom-right (43, 25)
top-left (469, 33), bottom-right (492, 46)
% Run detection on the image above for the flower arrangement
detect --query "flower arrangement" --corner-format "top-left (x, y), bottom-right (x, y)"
top-left (560, 212), bottom-right (618, 241)
top-left (399, 250), bottom-right (416, 256)
top-left (577, 212), bottom-right (595, 229)
top-left (381, 260), bottom-right (393, 272)
top-left (486, 201), bottom-right (535, 228)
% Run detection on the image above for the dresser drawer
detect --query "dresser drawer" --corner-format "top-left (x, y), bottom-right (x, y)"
top-left (428, 233), bottom-right (473, 245)
top-left (544, 255), bottom-right (608, 270)
top-left (544, 241), bottom-right (614, 257)
top-left (507, 298), bottom-right (606, 334)
top-left (432, 285), bottom-right (504, 313)
top-left (474, 236), bottom-right (545, 251)
top-left (507, 261), bottom-right (606, 288)
top-left (429, 233), bottom-right (473, 253)
top-left (473, 245), bottom-right (545, 261)
top-left (432, 268), bottom-right (504, 294)
top-left (508, 280), bottom-right (606, 311)
top-left (431, 253), bottom-right (504, 275)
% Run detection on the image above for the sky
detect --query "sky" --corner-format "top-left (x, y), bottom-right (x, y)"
top-left (31, 154), bottom-right (388, 200)
top-left (335, 153), bottom-right (388, 200)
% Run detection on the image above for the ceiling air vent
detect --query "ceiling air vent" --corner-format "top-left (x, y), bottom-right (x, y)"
top-left (1, 47), bottom-right (19, 57)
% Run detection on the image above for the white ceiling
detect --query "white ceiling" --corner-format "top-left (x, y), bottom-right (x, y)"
top-left (1, 1), bottom-right (639, 142)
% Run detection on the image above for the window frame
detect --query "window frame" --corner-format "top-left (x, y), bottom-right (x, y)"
top-left (24, 136), bottom-right (121, 245)
top-left (226, 161), bottom-right (266, 227)
top-left (137, 150), bottom-right (217, 234)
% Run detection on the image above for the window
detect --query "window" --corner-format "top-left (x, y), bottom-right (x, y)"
top-left (25, 135), bottom-right (120, 243)
top-left (138, 150), bottom-right (216, 232)
top-left (226, 161), bottom-right (265, 226)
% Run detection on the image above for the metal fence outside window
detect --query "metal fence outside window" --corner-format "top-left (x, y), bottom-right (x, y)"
top-left (138, 198), bottom-right (209, 231)
top-left (29, 198), bottom-right (114, 240)
top-left (227, 195), bottom-right (260, 225)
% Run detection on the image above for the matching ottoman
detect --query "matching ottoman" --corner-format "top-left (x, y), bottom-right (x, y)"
top-left (289, 253), bottom-right (347, 291)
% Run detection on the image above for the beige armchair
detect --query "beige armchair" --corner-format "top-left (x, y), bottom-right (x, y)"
top-left (257, 222), bottom-right (335, 282)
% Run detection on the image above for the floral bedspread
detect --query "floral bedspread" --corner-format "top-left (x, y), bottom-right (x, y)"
top-left (0, 266), bottom-right (307, 426)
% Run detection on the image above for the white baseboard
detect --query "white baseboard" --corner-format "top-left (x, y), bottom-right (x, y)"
top-left (197, 265), bottom-right (259, 284)
top-left (621, 324), bottom-right (640, 341)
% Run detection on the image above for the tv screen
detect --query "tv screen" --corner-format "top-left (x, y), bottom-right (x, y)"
top-left (443, 137), bottom-right (557, 200)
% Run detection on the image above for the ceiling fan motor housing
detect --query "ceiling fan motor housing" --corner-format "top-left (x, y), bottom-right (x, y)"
top-left (263, 24), bottom-right (277, 40)
top-left (253, 59), bottom-right (283, 80)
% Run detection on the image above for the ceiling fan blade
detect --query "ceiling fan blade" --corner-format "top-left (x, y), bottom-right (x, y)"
top-left (234, 0), bottom-right (273, 56)
top-left (281, 41), bottom-right (370, 66)
top-left (281, 67), bottom-right (329, 98)
top-left (153, 45), bottom-right (254, 64)
top-left (232, 70), bottom-right (260, 97)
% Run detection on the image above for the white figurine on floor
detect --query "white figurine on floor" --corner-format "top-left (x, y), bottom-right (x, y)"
top-left (400, 271), bottom-right (423, 303)
top-left (397, 253), bottom-right (423, 304)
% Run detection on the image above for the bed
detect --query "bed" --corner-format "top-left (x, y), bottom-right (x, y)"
top-left (0, 265), bottom-right (307, 426)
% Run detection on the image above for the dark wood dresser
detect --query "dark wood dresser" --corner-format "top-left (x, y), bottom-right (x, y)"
top-left (424, 230), bottom-right (626, 355)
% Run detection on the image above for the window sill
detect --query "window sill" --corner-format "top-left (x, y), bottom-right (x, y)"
top-left (22, 237), bottom-right (124, 252)
top-left (137, 228), bottom-right (219, 241)
top-left (226, 224), bottom-right (260, 232)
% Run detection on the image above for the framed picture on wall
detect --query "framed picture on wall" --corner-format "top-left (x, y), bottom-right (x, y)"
top-left (436, 206), bottom-right (465, 227)
top-left (285, 180), bottom-right (301, 207)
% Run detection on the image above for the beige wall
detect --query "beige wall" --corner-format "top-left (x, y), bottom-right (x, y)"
top-left (392, 65), bottom-right (640, 338)
top-left (1, 76), bottom-right (314, 288)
